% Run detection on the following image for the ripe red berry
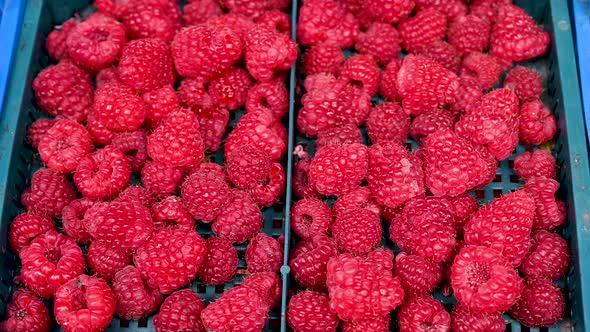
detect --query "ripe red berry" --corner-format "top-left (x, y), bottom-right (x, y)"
top-left (379, 59), bottom-right (402, 101)
top-left (181, 172), bottom-right (232, 223)
top-left (450, 193), bottom-right (479, 231)
top-left (256, 9), bottom-right (292, 34)
top-left (333, 187), bottom-right (382, 218)
top-left (247, 162), bottom-right (287, 206)
top-left (367, 102), bottom-right (410, 145)
top-left (151, 196), bottom-right (195, 231)
top-left (290, 236), bottom-right (338, 289)
top-left (341, 316), bottom-right (390, 332)
top-left (418, 41), bottom-right (462, 74)
top-left (112, 265), bottom-right (163, 320)
top-left (114, 186), bottom-right (154, 208)
top-left (226, 144), bottom-right (272, 190)
top-left (519, 101), bottom-right (557, 145)
top-left (362, 0), bottom-right (414, 23)
top-left (520, 230), bottom-right (570, 280)
top-left (355, 22), bottom-right (401, 66)
top-left (310, 143), bottom-right (368, 196)
top-left (141, 161), bottom-right (185, 198)
top-left (143, 86), bottom-right (180, 129)
top-left (220, 0), bottom-right (289, 19)
top-left (61, 198), bottom-right (98, 244)
top-left (398, 8), bottom-right (447, 53)
top-left (504, 66), bottom-right (543, 103)
top-left (523, 177), bottom-right (566, 230)
top-left (241, 272), bottom-right (282, 309)
top-left (293, 150), bottom-right (320, 199)
top-left (38, 119), bottom-right (93, 173)
top-left (93, 82), bottom-right (147, 134)
top-left (409, 108), bottom-right (456, 143)
top-left (183, 0), bottom-right (223, 26)
top-left (415, 0), bottom-right (467, 18)
top-left (332, 209), bottom-right (382, 255)
top-left (74, 146), bottom-right (131, 199)
top-left (398, 296), bottom-right (451, 332)
top-left (297, 0), bottom-right (359, 48)
top-left (514, 149), bottom-right (556, 181)
top-left (291, 199), bottom-right (332, 241)
top-left (338, 54), bottom-right (380, 96)
top-left (8, 212), bottom-right (54, 254)
top-left (120, 1), bottom-right (182, 43)
top-left (213, 190), bottom-right (264, 243)
top-left (87, 240), bottom-right (132, 282)
top-left (46, 18), bottom-right (78, 62)
top-left (246, 233), bottom-right (283, 273)
top-left (509, 277), bottom-right (565, 327)
top-left (21, 168), bottom-right (77, 218)
top-left (470, 0), bottom-right (512, 23)
top-left (460, 52), bottom-right (503, 91)
top-left (448, 14), bottom-right (491, 54)
top-left (451, 77), bottom-right (484, 114)
top-left (153, 289), bottom-right (206, 332)
top-left (302, 43), bottom-right (345, 76)
top-left (86, 111), bottom-right (115, 146)
top-left (111, 129), bottom-right (148, 173)
top-left (246, 81), bottom-right (289, 119)
top-left (394, 252), bottom-right (443, 296)
top-left (0, 288), bottom-right (50, 332)
top-left (209, 66), bottom-right (252, 111)
top-left (192, 103), bottom-right (230, 153)
top-left (197, 237), bottom-right (238, 285)
top-left (28, 118), bottom-right (56, 149)
top-left (118, 38), bottom-right (175, 93)
top-left (201, 286), bottom-right (269, 331)
top-left (225, 110), bottom-right (286, 160)
top-left (316, 124), bottom-right (362, 151)
top-left (95, 66), bottom-right (121, 89)
top-left (451, 303), bottom-right (505, 332)
top-left (244, 25), bottom-right (298, 82)
top-left (287, 291), bottom-right (339, 332)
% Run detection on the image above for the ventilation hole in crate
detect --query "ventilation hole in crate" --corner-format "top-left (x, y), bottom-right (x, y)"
top-left (269, 317), bottom-right (280, 329)
top-left (237, 249), bottom-right (245, 261)
top-left (273, 204), bottom-right (283, 215)
top-left (138, 317), bottom-right (148, 328)
top-left (540, 327), bottom-right (549, 332)
top-left (510, 175), bottom-right (520, 183)
top-left (522, 326), bottom-right (530, 332)
top-left (273, 219), bottom-right (282, 229)
top-left (504, 323), bottom-right (511, 332)
top-left (215, 284), bottom-right (224, 293)
top-left (493, 189), bottom-right (503, 198)
top-left (197, 283), bottom-right (206, 293)
top-left (508, 160), bottom-right (515, 169)
top-left (119, 319), bottom-right (130, 328)
top-left (404, 143), bottom-right (412, 151)
top-left (493, 174), bottom-right (502, 182)
top-left (525, 145), bottom-right (534, 152)
top-left (475, 190), bottom-right (485, 199)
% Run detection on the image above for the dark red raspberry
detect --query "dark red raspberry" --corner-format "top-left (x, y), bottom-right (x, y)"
top-left (510, 277), bottom-right (565, 327)
top-left (197, 237), bottom-right (238, 285)
top-left (181, 172), bottom-right (232, 223)
top-left (291, 199), bottom-right (332, 241)
top-left (244, 25), bottom-right (297, 82)
top-left (141, 161), bottom-right (185, 198)
top-left (514, 149), bottom-right (556, 181)
top-left (207, 12), bottom-right (256, 36)
top-left (247, 162), bottom-right (286, 207)
top-left (450, 193), bottom-right (479, 230)
top-left (316, 125), bottom-right (362, 151)
top-left (257, 10), bottom-right (292, 34)
top-left (416, 0), bottom-right (467, 18)
top-left (94, 82), bottom-right (147, 134)
top-left (367, 142), bottom-right (424, 209)
top-left (355, 22), bottom-right (400, 66)
top-left (226, 144), bottom-right (271, 190)
top-left (290, 236), bottom-right (338, 289)
top-left (460, 52), bottom-right (503, 91)
top-left (367, 248), bottom-right (396, 272)
top-left (213, 190), bottom-right (263, 243)
top-left (452, 303), bottom-right (505, 332)
top-left (225, 110), bottom-right (287, 160)
top-left (398, 8), bottom-right (446, 53)
top-left (21, 168), bottom-right (77, 218)
top-left (191, 104), bottom-right (229, 153)
top-left (297, 0), bottom-right (359, 48)
top-left (120, 1), bottom-right (182, 43)
top-left (241, 271), bottom-right (282, 309)
top-left (209, 67), bottom-right (251, 111)
top-left (333, 187), bottom-right (382, 218)
top-left (504, 66), bottom-right (543, 103)
top-left (361, 0), bottom-right (413, 23)
top-left (451, 77), bottom-right (484, 114)
top-left (61, 198), bottom-right (98, 244)
top-left (341, 316), bottom-right (390, 332)
top-left (111, 129), bottom-right (148, 173)
top-left (379, 59), bottom-right (402, 101)
top-left (367, 102), bottom-right (410, 145)
top-left (86, 111), bottom-right (115, 146)
top-left (32, 60), bottom-right (93, 122)
top-left (201, 286), bottom-right (268, 331)
top-left (338, 54), bottom-right (380, 96)
top-left (54, 275), bottom-right (115, 332)
top-left (397, 54), bottom-right (459, 116)
top-left (470, 0), bottom-right (512, 23)
top-left (95, 66), bottom-right (121, 89)
top-left (8, 212), bottom-right (54, 254)
top-left (116, 186), bottom-right (156, 207)
top-left (332, 209), bottom-right (382, 255)
top-left (310, 143), bottom-right (368, 196)
top-left (118, 38), bottom-right (174, 93)
top-left (95, 0), bottom-right (130, 17)
top-left (66, 13), bottom-right (126, 72)
top-left (302, 43), bottom-right (345, 76)
top-left (87, 240), bottom-right (132, 282)
top-left (524, 177), bottom-right (566, 230)
top-left (142, 86), bottom-right (180, 128)
top-left (39, 119), bottom-right (93, 173)
top-left (409, 108), bottom-right (456, 143)
top-left (153, 289), bottom-right (206, 332)
top-left (46, 18), bottom-right (78, 62)
top-left (246, 81), bottom-right (289, 119)
top-left (171, 24), bottom-right (243, 80)
top-left (0, 288), bottom-right (50, 332)
top-left (74, 146), bottom-right (130, 199)
top-left (151, 196), bottom-right (195, 230)
top-left (246, 233), bottom-right (283, 273)
top-left (183, 0), bottom-right (223, 26)
top-left (398, 296), bottom-right (451, 332)
top-left (519, 101), bottom-right (557, 145)
top-left (190, 161), bottom-right (227, 179)
top-left (20, 230), bottom-right (85, 299)
top-left (520, 230), bottom-right (570, 280)
top-left (177, 78), bottom-right (209, 109)
top-left (448, 14), bottom-right (491, 54)
top-left (112, 265), bottom-right (163, 320)
top-left (451, 245), bottom-right (523, 313)
top-left (28, 118), bottom-right (56, 149)
top-left (293, 149), bottom-right (320, 199)
top-left (287, 291), bottom-right (339, 332)
top-left (394, 252), bottom-right (443, 296)
top-left (220, 0), bottom-right (289, 18)
top-left (418, 41), bottom-right (461, 74)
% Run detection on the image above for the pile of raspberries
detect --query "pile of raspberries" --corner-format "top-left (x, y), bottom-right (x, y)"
top-left (1, 0), bottom-right (295, 331)
top-left (287, 0), bottom-right (569, 331)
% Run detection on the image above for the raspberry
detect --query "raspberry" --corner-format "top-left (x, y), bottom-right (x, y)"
top-left (120, 1), bottom-right (182, 42)
top-left (379, 59), bottom-right (402, 101)
top-left (367, 142), bottom-right (424, 209)
top-left (510, 277), bottom-right (565, 327)
top-left (398, 296), bottom-right (451, 332)
top-left (191, 104), bottom-right (229, 153)
top-left (394, 252), bottom-right (443, 296)
top-left (460, 52), bottom-right (503, 91)
top-left (293, 150), bottom-right (320, 199)
top-left (418, 41), bottom-right (462, 74)
top-left (247, 162), bottom-right (286, 207)
top-left (46, 18), bottom-right (78, 61)
top-left (226, 145), bottom-right (272, 190)
top-left (448, 15), bottom-right (491, 54)
top-left (116, 186), bottom-right (156, 207)
top-left (32, 60), bottom-right (93, 122)
top-left (297, 0), bottom-right (359, 48)
top-left (327, 253), bottom-right (404, 320)
top-left (451, 77), bottom-right (484, 114)
top-left (151, 196), bottom-right (195, 230)
top-left (523, 177), bottom-right (566, 230)
top-left (316, 124), bottom-right (362, 150)
top-left (246, 81), bottom-right (289, 119)
top-left (397, 54), bottom-right (459, 116)
top-left (177, 78), bottom-right (209, 108)
top-left (503, 66), bottom-right (543, 103)
top-left (246, 233), bottom-right (283, 273)
top-left (118, 38), bottom-right (174, 93)
top-left (111, 129), bottom-right (148, 173)
top-left (451, 245), bottom-right (523, 313)
top-left (398, 8), bottom-right (446, 53)
top-left (302, 43), bottom-right (345, 76)
top-left (291, 199), bottom-right (332, 241)
top-left (190, 161), bottom-right (227, 179)
top-left (141, 161), bottom-right (185, 198)
top-left (416, 0), bottom-right (467, 18)
top-left (28, 118), bottom-right (56, 149)
top-left (183, 0), bottom-right (223, 26)
top-left (201, 286), bottom-right (268, 331)
top-left (212, 190), bottom-right (263, 243)
top-left (86, 111), bottom-right (114, 146)
top-left (209, 67), bottom-right (251, 111)
top-left (0, 289), bottom-right (50, 332)
top-left (332, 209), bottom-right (381, 255)
top-left (519, 101), bottom-right (557, 145)
top-left (171, 24), bottom-right (243, 80)
top-left (95, 66), bottom-right (121, 89)
top-left (244, 25), bottom-right (298, 82)
top-left (310, 143), bottom-right (368, 196)
top-left (470, 0), bottom-right (512, 23)
top-left (21, 168), bottom-right (77, 218)
top-left (95, 0), bottom-right (130, 17)
top-left (520, 230), bottom-right (570, 280)
top-left (8, 212), bottom-right (54, 254)
top-left (148, 109), bottom-right (205, 168)
top-left (514, 149), bottom-right (556, 181)
top-left (20, 230), bottom-right (85, 299)
top-left (74, 146), bottom-right (131, 199)
top-left (153, 289), bottom-right (206, 332)
top-left (66, 13), bottom-right (126, 72)
top-left (333, 187), bottom-right (382, 218)
top-left (87, 240), bottom-right (132, 281)
top-left (341, 316), bottom-right (390, 332)
top-left (287, 291), bottom-right (339, 332)
top-left (367, 102), bottom-right (410, 145)
top-left (112, 265), bottom-right (163, 320)
top-left (241, 272), bottom-right (282, 308)
top-left (355, 22), bottom-right (400, 66)
top-left (409, 108), bottom-right (455, 143)
top-left (290, 236), bottom-right (338, 289)
top-left (220, 0), bottom-right (289, 18)
top-left (338, 54), bottom-right (380, 96)
top-left (450, 193), bottom-right (479, 230)
top-left (207, 12), bottom-right (256, 36)
top-left (225, 110), bottom-right (287, 160)
top-left (181, 173), bottom-right (232, 223)
top-left (256, 10), bottom-right (292, 34)
top-left (61, 198), bottom-right (97, 244)
top-left (361, 0), bottom-right (414, 23)
top-left (197, 237), bottom-right (238, 285)
top-left (451, 304), bottom-right (505, 332)
top-left (491, 4), bottom-right (550, 62)
top-left (93, 82), bottom-right (147, 133)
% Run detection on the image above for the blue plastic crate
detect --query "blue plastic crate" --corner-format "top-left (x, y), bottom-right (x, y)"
top-left (0, 0), bottom-right (26, 118)
top-left (571, 0), bottom-right (590, 149)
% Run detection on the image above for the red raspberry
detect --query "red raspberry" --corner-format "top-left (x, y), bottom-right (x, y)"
top-left (470, 0), bottom-right (512, 23)
top-left (257, 10), bottom-right (292, 34)
top-left (379, 59), bottom-right (402, 101)
top-left (455, 88), bottom-right (520, 161)
top-left (293, 150), bottom-right (320, 199)
top-left (66, 13), bottom-right (126, 72)
top-left (451, 245), bottom-right (523, 313)
top-left (190, 161), bottom-right (227, 179)
top-left (148, 109), bottom-right (205, 168)
top-left (355, 22), bottom-right (400, 66)
top-left (519, 101), bottom-right (557, 145)
top-left (46, 18), bottom-right (78, 61)
top-left (226, 145), bottom-right (272, 190)
top-left (367, 142), bottom-right (424, 209)
top-left (183, 0), bottom-right (223, 26)
top-left (287, 291), bottom-right (339, 332)
top-left (120, 1), bottom-right (182, 43)
top-left (61, 198), bottom-right (98, 244)
top-left (20, 230), bottom-right (85, 299)
top-left (510, 277), bottom-right (565, 327)
top-left (397, 55), bottom-right (459, 116)
top-left (151, 196), bottom-right (195, 230)
top-left (171, 24), bottom-right (243, 80)
top-left (220, 0), bottom-right (289, 18)
top-left (177, 78), bottom-right (209, 109)
top-left (94, 82), bottom-right (147, 133)
top-left (191, 104), bottom-right (229, 153)
top-left (86, 111), bottom-right (114, 146)
top-left (332, 209), bottom-right (381, 255)
top-left (333, 187), bottom-right (382, 218)
top-left (181, 172), bottom-right (232, 223)
top-left (0, 288), bottom-right (50, 332)
top-left (241, 272), bottom-right (282, 309)
top-left (116, 186), bottom-right (156, 207)
top-left (520, 230), bottom-right (570, 280)
top-left (327, 253), bottom-right (404, 321)
top-left (213, 190), bottom-right (263, 243)
top-left (225, 110), bottom-right (286, 160)
top-left (247, 162), bottom-right (286, 207)
top-left (246, 81), bottom-right (289, 119)
top-left (316, 124), bottom-right (362, 150)
top-left (398, 8), bottom-right (446, 53)
top-left (118, 39), bottom-right (174, 93)
top-left (361, 0), bottom-right (414, 23)
top-left (418, 41), bottom-right (461, 74)
top-left (21, 168), bottom-right (76, 218)
top-left (367, 102), bottom-right (410, 145)
top-left (111, 129), bottom-right (148, 173)
top-left (394, 252), bottom-right (443, 296)
top-left (196, 237), bottom-right (238, 285)
top-left (503, 66), bottom-right (543, 103)
top-left (244, 25), bottom-right (298, 82)
top-left (451, 304), bottom-right (505, 332)
top-left (112, 265), bottom-right (163, 320)
top-left (514, 149), bottom-right (556, 181)
top-left (338, 54), bottom-right (380, 96)
top-left (95, 66), bottom-right (121, 89)
top-left (450, 77), bottom-right (484, 114)
top-left (134, 229), bottom-right (206, 293)
top-left (448, 14), bottom-right (491, 54)
top-left (490, 4), bottom-right (550, 62)
top-left (310, 143), bottom-right (368, 196)
top-left (141, 161), bottom-right (185, 198)
top-left (450, 193), bottom-right (479, 230)
top-left (409, 108), bottom-right (456, 143)
top-left (209, 67), bottom-right (251, 111)
top-left (95, 0), bottom-right (130, 17)
top-left (416, 0), bottom-right (467, 18)
top-left (246, 233), bottom-right (283, 273)
top-left (302, 43), bottom-right (345, 76)
top-left (523, 177), bottom-right (566, 230)
top-left (32, 60), bottom-right (93, 123)
top-left (74, 146), bottom-right (131, 199)
top-left (207, 12), bottom-right (256, 36)
top-left (398, 296), bottom-right (451, 332)
top-left (87, 240), bottom-right (132, 281)
top-left (297, 0), bottom-right (359, 48)
top-left (153, 289), bottom-right (206, 332)
top-left (8, 212), bottom-right (54, 254)
top-left (28, 118), bottom-right (56, 149)
top-left (142, 86), bottom-right (180, 129)
top-left (201, 286), bottom-right (268, 331)
top-left (460, 52), bottom-right (503, 91)
top-left (291, 199), bottom-right (332, 241)
top-left (342, 316), bottom-right (390, 332)
top-left (290, 236), bottom-right (338, 289)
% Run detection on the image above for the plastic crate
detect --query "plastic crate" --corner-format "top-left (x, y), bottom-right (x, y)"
top-left (0, 0), bottom-right (26, 118)
top-left (279, 0), bottom-right (590, 331)
top-left (571, 0), bottom-right (590, 149)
